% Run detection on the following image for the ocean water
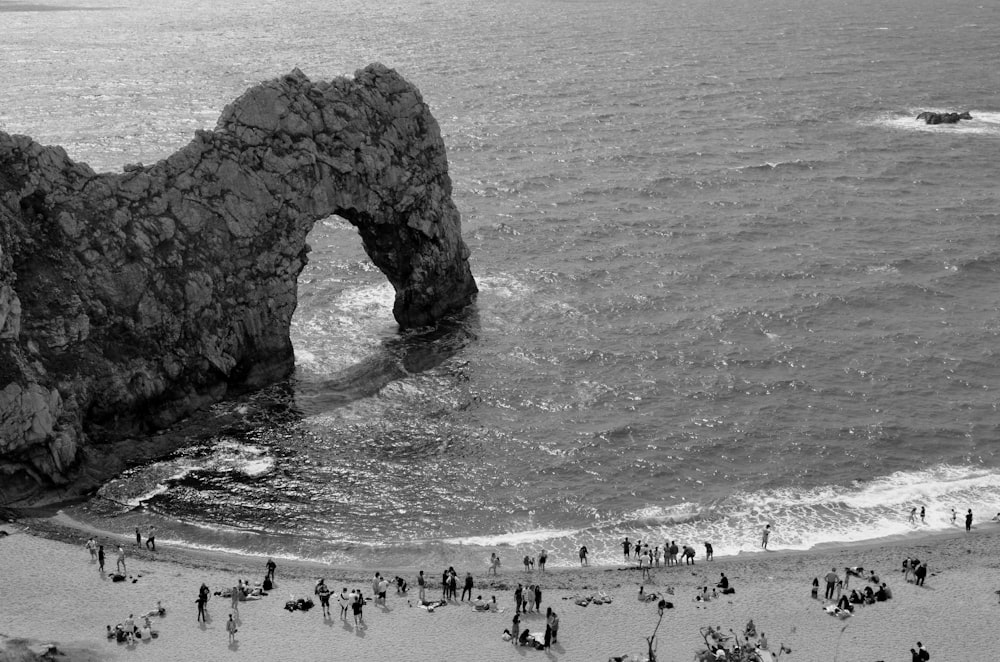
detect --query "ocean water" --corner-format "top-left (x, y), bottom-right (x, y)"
top-left (3, 0), bottom-right (1000, 568)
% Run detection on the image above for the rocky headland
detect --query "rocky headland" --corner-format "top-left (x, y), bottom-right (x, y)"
top-left (0, 64), bottom-right (477, 504)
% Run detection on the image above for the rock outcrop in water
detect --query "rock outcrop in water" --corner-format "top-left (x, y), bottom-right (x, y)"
top-left (915, 111), bottom-right (972, 125)
top-left (0, 63), bottom-right (477, 503)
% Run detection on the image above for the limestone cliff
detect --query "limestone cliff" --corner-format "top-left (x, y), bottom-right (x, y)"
top-left (0, 64), bottom-right (477, 503)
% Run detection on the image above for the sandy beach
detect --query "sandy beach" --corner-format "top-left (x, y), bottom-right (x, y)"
top-left (2, 515), bottom-right (999, 662)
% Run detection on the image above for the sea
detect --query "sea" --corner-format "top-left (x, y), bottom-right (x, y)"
top-left (2, 0), bottom-right (999, 570)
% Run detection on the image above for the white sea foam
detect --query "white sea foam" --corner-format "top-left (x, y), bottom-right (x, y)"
top-left (442, 528), bottom-right (582, 547)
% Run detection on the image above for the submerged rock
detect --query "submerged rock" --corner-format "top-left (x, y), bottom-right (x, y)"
top-left (0, 64), bottom-right (477, 502)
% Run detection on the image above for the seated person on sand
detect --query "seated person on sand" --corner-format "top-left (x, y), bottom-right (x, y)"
top-left (863, 586), bottom-right (875, 604)
top-left (473, 595), bottom-right (489, 611)
top-left (744, 619), bottom-right (756, 638)
top-left (488, 595), bottom-right (501, 612)
top-left (395, 576), bottom-right (408, 593)
top-left (867, 570), bottom-right (880, 584)
top-left (836, 594), bottom-right (853, 612)
top-left (849, 589), bottom-right (864, 604)
top-left (845, 566), bottom-right (864, 578)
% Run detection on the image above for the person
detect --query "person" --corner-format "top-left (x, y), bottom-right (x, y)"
top-left (952, 508), bottom-right (957, 524)
top-left (916, 642), bottom-right (930, 661)
top-left (717, 573), bottom-right (729, 589)
top-left (683, 545), bottom-right (696, 564)
top-left (417, 570), bottom-right (426, 601)
top-left (539, 549), bottom-right (548, 571)
top-left (544, 607), bottom-right (554, 649)
top-left (653, 546), bottom-right (661, 567)
top-left (116, 545), bottom-right (127, 574)
top-left (920, 506), bottom-right (925, 523)
top-left (123, 614), bottom-right (135, 643)
top-left (534, 584), bottom-right (542, 611)
top-left (230, 584), bottom-right (240, 616)
top-left (338, 588), bottom-right (350, 618)
top-left (377, 575), bottom-right (389, 605)
top-left (462, 572), bottom-right (474, 601)
top-left (704, 541), bottom-right (713, 561)
top-left (992, 512), bottom-right (1000, 522)
top-left (353, 589), bottom-right (365, 624)
top-left (514, 583), bottom-right (523, 613)
top-left (226, 613), bottom-right (237, 643)
top-left (622, 537), bottom-right (632, 562)
top-left (634, 539), bottom-right (642, 559)
top-left (135, 527), bottom-right (142, 548)
top-left (761, 524), bottom-right (771, 549)
top-left (395, 575), bottom-right (407, 593)
top-left (511, 613), bottom-right (520, 646)
top-left (579, 545), bottom-right (589, 566)
top-left (97, 545), bottom-right (105, 573)
top-left (523, 554), bottom-right (531, 571)
top-left (915, 561), bottom-right (927, 586)
top-left (145, 527), bottom-right (156, 551)
top-left (550, 609), bottom-right (559, 644)
top-left (759, 632), bottom-right (768, 650)
top-left (909, 507), bottom-right (917, 523)
top-left (266, 558), bottom-right (276, 582)
top-left (824, 567), bottom-right (839, 600)
top-left (488, 552), bottom-right (500, 575)
top-left (669, 540), bottom-right (679, 566)
top-left (85, 537), bottom-right (96, 560)
top-left (811, 577), bottom-right (819, 599)
top-left (903, 558), bottom-right (914, 582)
top-left (966, 509), bottom-right (973, 531)
top-left (316, 579), bottom-right (331, 617)
top-left (196, 588), bottom-right (208, 622)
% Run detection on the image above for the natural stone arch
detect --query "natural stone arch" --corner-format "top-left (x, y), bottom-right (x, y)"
top-left (0, 64), bottom-right (477, 502)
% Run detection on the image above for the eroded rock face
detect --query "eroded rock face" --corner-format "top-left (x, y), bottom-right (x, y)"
top-left (0, 64), bottom-right (477, 503)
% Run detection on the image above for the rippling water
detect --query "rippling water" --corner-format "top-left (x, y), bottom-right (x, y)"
top-left (4, 0), bottom-right (1000, 568)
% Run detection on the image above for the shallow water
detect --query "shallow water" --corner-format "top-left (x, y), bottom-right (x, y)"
top-left (3, 0), bottom-right (1000, 567)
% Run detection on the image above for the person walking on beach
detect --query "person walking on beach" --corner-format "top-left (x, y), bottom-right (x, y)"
top-left (908, 507), bottom-right (917, 523)
top-left (761, 524), bottom-right (771, 549)
top-left (97, 544), bottom-right (105, 573)
top-left (965, 508), bottom-right (973, 531)
top-left (824, 567), bottom-right (839, 600)
top-left (579, 545), bottom-right (589, 566)
top-left (226, 613), bottom-right (237, 643)
top-left (85, 537), bottom-right (96, 560)
top-left (915, 561), bottom-right (927, 586)
top-left (116, 545), bottom-right (127, 574)
top-left (265, 558), bottom-right (276, 583)
top-left (316, 579), bottom-right (332, 617)
top-left (145, 527), bottom-right (156, 551)
top-left (230, 584), bottom-right (240, 616)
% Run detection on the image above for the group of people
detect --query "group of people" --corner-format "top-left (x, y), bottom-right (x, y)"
top-left (514, 582), bottom-right (543, 613)
top-left (815, 566), bottom-right (894, 618)
top-left (902, 557), bottom-right (929, 586)
top-left (521, 550), bottom-right (549, 571)
top-left (506, 606), bottom-right (560, 650)
top-left (622, 537), bottom-right (705, 571)
top-left (105, 603), bottom-right (164, 644)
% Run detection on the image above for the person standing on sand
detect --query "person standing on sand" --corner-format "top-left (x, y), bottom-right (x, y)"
top-left (417, 570), bottom-right (426, 601)
top-left (85, 537), bottom-right (96, 560)
top-left (704, 541), bottom-right (714, 561)
top-left (230, 584), bottom-right (240, 616)
top-left (226, 613), bottom-right (237, 643)
top-left (915, 562), bottom-right (927, 586)
top-left (266, 558), bottom-right (276, 583)
top-left (550, 609), bottom-right (559, 644)
top-left (824, 567), bottom-right (839, 600)
top-left (135, 527), bottom-right (142, 548)
top-left (116, 545), bottom-right (127, 574)
top-left (579, 545), bottom-right (589, 566)
top-left (145, 527), bottom-right (156, 551)
top-left (462, 572), bottom-right (474, 601)
top-left (511, 613), bottom-right (520, 646)
top-left (539, 549), bottom-right (548, 571)
top-left (920, 506), bottom-right (925, 524)
top-left (622, 537), bottom-right (631, 561)
top-left (544, 607), bottom-right (554, 649)
top-left (514, 583), bottom-right (524, 613)
top-left (966, 508), bottom-right (973, 531)
top-left (98, 545), bottom-right (105, 573)
top-left (197, 589), bottom-right (208, 622)
top-left (761, 524), bottom-right (771, 549)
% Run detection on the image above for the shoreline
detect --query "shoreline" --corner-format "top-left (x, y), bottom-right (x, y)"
top-left (3, 513), bottom-right (1000, 661)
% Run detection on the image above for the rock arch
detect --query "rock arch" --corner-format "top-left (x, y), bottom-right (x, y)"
top-left (0, 64), bottom-right (477, 502)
